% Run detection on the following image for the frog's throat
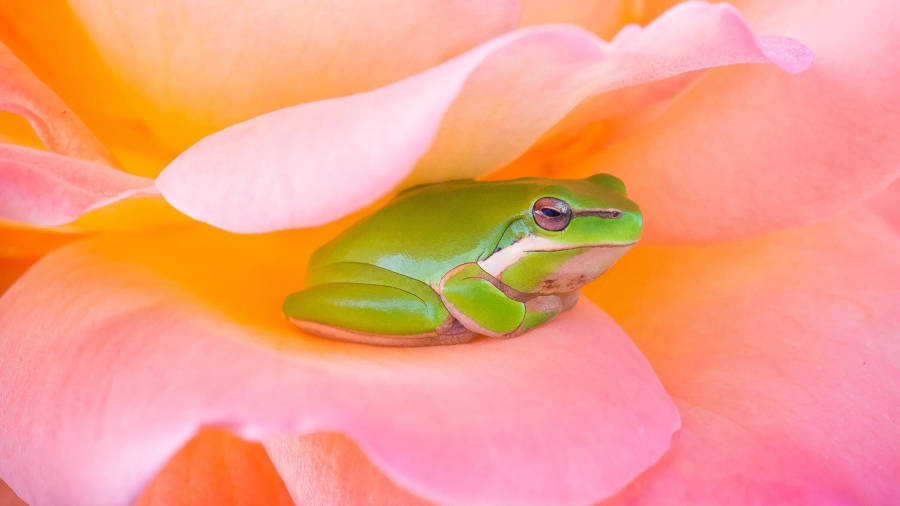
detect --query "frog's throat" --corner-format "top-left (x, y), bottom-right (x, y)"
top-left (477, 236), bottom-right (637, 279)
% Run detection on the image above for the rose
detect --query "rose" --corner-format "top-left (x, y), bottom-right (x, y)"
top-left (1, 0), bottom-right (898, 505)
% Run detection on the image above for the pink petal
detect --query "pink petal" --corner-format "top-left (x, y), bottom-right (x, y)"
top-left (583, 210), bottom-right (900, 504)
top-left (135, 429), bottom-right (293, 506)
top-left (411, 3), bottom-right (808, 187)
top-left (0, 228), bottom-right (679, 506)
top-left (0, 258), bottom-right (35, 295)
top-left (157, 3), bottom-right (810, 233)
top-left (0, 42), bottom-right (114, 165)
top-left (0, 143), bottom-right (155, 226)
top-left (59, 0), bottom-right (518, 151)
top-left (868, 178), bottom-right (900, 235)
top-left (570, 0), bottom-right (900, 243)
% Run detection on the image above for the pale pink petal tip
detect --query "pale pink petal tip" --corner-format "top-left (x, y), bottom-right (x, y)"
top-left (756, 36), bottom-right (814, 73)
top-left (0, 144), bottom-right (156, 226)
top-left (0, 230), bottom-right (678, 505)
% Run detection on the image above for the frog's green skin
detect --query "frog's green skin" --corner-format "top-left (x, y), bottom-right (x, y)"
top-left (283, 174), bottom-right (642, 346)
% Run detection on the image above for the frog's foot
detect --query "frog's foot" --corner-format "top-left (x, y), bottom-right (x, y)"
top-left (439, 263), bottom-right (526, 338)
top-left (439, 263), bottom-right (578, 338)
top-left (284, 282), bottom-right (474, 346)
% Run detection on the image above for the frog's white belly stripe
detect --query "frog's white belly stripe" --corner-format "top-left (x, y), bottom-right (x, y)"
top-left (478, 237), bottom-right (637, 278)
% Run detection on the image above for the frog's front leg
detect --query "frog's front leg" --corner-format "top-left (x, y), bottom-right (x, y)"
top-left (439, 263), bottom-right (574, 337)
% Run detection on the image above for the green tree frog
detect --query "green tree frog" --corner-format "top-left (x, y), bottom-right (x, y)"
top-left (283, 174), bottom-right (641, 346)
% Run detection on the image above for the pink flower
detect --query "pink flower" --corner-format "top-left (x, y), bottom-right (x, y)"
top-left (1, 1), bottom-right (898, 505)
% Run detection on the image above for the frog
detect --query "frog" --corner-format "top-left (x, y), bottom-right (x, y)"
top-left (283, 174), bottom-right (642, 346)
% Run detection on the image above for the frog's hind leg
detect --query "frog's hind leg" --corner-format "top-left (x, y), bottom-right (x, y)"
top-left (284, 283), bottom-right (473, 346)
top-left (283, 264), bottom-right (473, 346)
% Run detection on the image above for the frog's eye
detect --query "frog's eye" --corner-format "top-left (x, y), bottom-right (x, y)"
top-left (532, 197), bottom-right (572, 231)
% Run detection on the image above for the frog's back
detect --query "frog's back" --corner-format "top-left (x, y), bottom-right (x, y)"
top-left (309, 179), bottom-right (540, 284)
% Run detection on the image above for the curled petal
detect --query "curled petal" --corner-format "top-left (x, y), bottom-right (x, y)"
top-left (0, 228), bottom-right (678, 506)
top-left (157, 2), bottom-right (810, 233)
top-left (0, 257), bottom-right (34, 295)
top-left (0, 143), bottom-right (155, 226)
top-left (584, 210), bottom-right (900, 504)
top-left (572, 0), bottom-right (900, 243)
top-left (0, 42), bottom-right (114, 165)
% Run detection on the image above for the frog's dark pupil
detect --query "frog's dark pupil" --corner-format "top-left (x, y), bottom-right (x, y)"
top-left (541, 208), bottom-right (561, 217)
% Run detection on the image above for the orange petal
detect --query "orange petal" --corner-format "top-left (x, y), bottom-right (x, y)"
top-left (46, 0), bottom-right (518, 153)
top-left (0, 222), bottom-right (80, 259)
top-left (136, 429), bottom-right (293, 506)
top-left (0, 111), bottom-right (43, 151)
top-left (0, 479), bottom-right (25, 506)
top-left (518, 0), bottom-right (631, 39)
top-left (0, 257), bottom-right (34, 296)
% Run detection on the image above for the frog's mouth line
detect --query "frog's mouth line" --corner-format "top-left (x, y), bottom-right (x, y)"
top-left (522, 240), bottom-right (638, 253)
top-left (479, 238), bottom-right (638, 277)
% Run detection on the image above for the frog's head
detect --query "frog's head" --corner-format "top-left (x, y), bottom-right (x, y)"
top-left (482, 174), bottom-right (642, 295)
top-left (528, 173), bottom-right (642, 246)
